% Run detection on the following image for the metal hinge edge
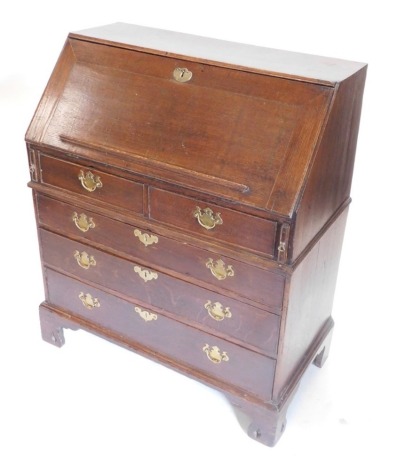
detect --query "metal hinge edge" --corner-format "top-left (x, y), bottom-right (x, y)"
top-left (277, 223), bottom-right (290, 263)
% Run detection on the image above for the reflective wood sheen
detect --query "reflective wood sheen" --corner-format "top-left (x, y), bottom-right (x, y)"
top-left (26, 23), bottom-right (366, 447)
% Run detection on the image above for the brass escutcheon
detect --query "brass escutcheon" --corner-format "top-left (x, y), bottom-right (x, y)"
top-left (74, 250), bottom-right (96, 270)
top-left (134, 229), bottom-right (159, 247)
top-left (193, 206), bottom-right (223, 230)
top-left (72, 212), bottom-right (95, 233)
top-left (79, 292), bottom-right (100, 310)
top-left (204, 301), bottom-right (232, 321)
top-left (135, 306), bottom-right (158, 322)
top-left (203, 344), bottom-right (229, 364)
top-left (134, 265), bottom-right (158, 282)
top-left (78, 169), bottom-right (103, 192)
top-left (173, 67), bottom-right (192, 83)
top-left (206, 258), bottom-right (234, 281)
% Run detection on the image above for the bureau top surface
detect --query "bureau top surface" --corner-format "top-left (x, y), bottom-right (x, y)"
top-left (26, 23), bottom-right (366, 217)
top-left (73, 23), bottom-right (365, 84)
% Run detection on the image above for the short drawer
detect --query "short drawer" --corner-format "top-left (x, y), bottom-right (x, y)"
top-left (36, 194), bottom-right (285, 312)
top-left (45, 268), bottom-right (275, 400)
top-left (40, 229), bottom-right (280, 356)
top-left (39, 154), bottom-right (144, 214)
top-left (149, 188), bottom-right (278, 257)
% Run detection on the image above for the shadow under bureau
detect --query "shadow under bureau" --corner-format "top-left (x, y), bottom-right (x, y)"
top-left (26, 23), bottom-right (366, 446)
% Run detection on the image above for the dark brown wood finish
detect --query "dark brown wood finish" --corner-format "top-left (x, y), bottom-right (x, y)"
top-left (149, 187), bottom-right (278, 257)
top-left (36, 194), bottom-right (285, 311)
top-left (291, 69), bottom-right (367, 260)
top-left (27, 35), bottom-right (333, 213)
top-left (44, 268), bottom-right (276, 400)
top-left (39, 229), bottom-right (281, 355)
top-left (274, 208), bottom-right (349, 400)
top-left (26, 23), bottom-right (366, 447)
top-left (40, 154), bottom-right (144, 214)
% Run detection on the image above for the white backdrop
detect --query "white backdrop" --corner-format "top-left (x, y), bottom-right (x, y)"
top-left (1, 2), bottom-right (396, 468)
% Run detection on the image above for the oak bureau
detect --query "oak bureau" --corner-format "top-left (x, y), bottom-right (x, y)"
top-left (26, 23), bottom-right (366, 446)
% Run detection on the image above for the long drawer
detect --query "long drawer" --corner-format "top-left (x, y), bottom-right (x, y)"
top-left (36, 193), bottom-right (285, 312)
top-left (44, 268), bottom-right (275, 400)
top-left (39, 229), bottom-right (280, 356)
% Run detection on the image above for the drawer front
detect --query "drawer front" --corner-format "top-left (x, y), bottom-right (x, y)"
top-left (39, 154), bottom-right (144, 214)
top-left (149, 188), bottom-right (278, 257)
top-left (36, 194), bottom-right (285, 311)
top-left (40, 229), bottom-right (280, 356)
top-left (45, 268), bottom-right (275, 400)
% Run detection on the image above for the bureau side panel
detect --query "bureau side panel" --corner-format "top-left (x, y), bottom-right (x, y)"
top-left (25, 40), bottom-right (76, 144)
top-left (273, 208), bottom-right (348, 400)
top-left (292, 67), bottom-right (366, 260)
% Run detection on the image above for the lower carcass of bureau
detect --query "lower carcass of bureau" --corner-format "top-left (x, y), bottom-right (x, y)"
top-left (38, 207), bottom-right (346, 446)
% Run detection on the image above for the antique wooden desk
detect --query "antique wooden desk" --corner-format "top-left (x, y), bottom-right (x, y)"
top-left (26, 23), bottom-right (366, 446)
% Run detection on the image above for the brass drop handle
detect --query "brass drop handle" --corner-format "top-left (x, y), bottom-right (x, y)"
top-left (74, 250), bottom-right (96, 270)
top-left (206, 258), bottom-right (234, 281)
top-left (134, 265), bottom-right (158, 282)
top-left (203, 344), bottom-right (229, 364)
top-left (79, 292), bottom-right (100, 310)
top-left (78, 170), bottom-right (103, 192)
top-left (205, 301), bottom-right (232, 321)
top-left (193, 206), bottom-right (223, 230)
top-left (134, 229), bottom-right (159, 247)
top-left (72, 212), bottom-right (95, 233)
top-left (135, 306), bottom-right (158, 322)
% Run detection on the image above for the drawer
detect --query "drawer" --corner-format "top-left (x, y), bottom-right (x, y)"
top-left (36, 194), bottom-right (285, 311)
top-left (149, 188), bottom-right (277, 257)
top-left (40, 229), bottom-right (280, 356)
top-left (45, 268), bottom-right (275, 400)
top-left (39, 154), bottom-right (144, 214)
